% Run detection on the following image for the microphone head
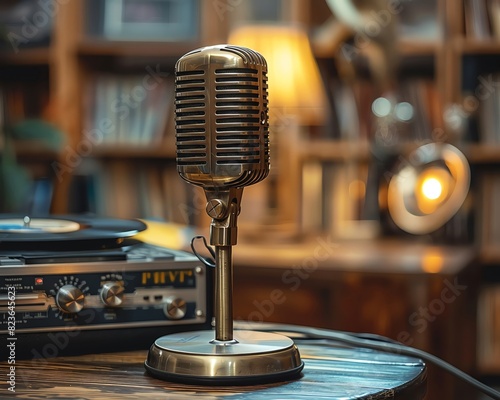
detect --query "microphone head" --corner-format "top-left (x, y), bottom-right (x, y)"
top-left (175, 44), bottom-right (270, 189)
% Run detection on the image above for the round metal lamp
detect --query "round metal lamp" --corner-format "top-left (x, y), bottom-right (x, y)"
top-left (386, 143), bottom-right (470, 235)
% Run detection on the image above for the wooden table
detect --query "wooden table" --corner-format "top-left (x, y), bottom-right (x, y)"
top-left (0, 339), bottom-right (426, 399)
top-left (232, 238), bottom-right (478, 399)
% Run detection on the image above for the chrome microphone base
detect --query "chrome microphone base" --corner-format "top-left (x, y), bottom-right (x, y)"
top-left (145, 330), bottom-right (304, 385)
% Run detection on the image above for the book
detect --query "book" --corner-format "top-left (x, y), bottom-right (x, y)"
top-left (83, 72), bottom-right (174, 147)
top-left (489, 0), bottom-right (500, 38)
top-left (477, 285), bottom-right (500, 372)
top-left (464, 0), bottom-right (491, 39)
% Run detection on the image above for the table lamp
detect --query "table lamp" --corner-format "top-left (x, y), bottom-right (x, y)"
top-left (228, 24), bottom-right (327, 232)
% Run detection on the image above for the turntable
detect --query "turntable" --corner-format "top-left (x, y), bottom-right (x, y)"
top-left (0, 214), bottom-right (212, 359)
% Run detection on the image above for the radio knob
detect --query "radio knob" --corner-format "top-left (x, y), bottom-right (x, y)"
top-left (164, 297), bottom-right (187, 320)
top-left (100, 282), bottom-right (125, 307)
top-left (56, 285), bottom-right (85, 313)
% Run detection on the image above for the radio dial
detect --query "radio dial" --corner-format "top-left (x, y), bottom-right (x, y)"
top-left (56, 285), bottom-right (85, 313)
top-left (100, 282), bottom-right (125, 307)
top-left (164, 297), bottom-right (187, 320)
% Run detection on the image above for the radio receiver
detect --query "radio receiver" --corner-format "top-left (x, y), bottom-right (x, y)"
top-left (0, 215), bottom-right (212, 359)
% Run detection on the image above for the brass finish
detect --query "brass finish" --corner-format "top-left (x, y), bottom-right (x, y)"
top-left (210, 197), bottom-right (241, 342)
top-left (175, 45), bottom-right (270, 188)
top-left (215, 246), bottom-right (232, 341)
top-left (145, 330), bottom-right (304, 384)
top-left (206, 199), bottom-right (226, 219)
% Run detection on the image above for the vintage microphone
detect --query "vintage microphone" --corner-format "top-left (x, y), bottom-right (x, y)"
top-left (145, 44), bottom-right (303, 384)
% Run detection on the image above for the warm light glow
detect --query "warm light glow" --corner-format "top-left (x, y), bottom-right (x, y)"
top-left (228, 25), bottom-right (326, 125)
top-left (421, 252), bottom-right (444, 273)
top-left (386, 143), bottom-right (470, 235)
top-left (415, 167), bottom-right (451, 214)
top-left (421, 177), bottom-right (442, 200)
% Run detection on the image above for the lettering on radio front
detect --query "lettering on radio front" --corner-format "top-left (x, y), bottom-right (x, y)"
top-left (141, 269), bottom-right (194, 286)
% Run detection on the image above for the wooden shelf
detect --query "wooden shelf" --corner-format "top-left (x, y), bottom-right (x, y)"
top-left (13, 140), bottom-right (61, 160)
top-left (297, 140), bottom-right (473, 164)
top-left (77, 39), bottom-right (200, 59)
top-left (235, 236), bottom-right (477, 276)
top-left (0, 47), bottom-right (51, 66)
top-left (299, 140), bottom-right (500, 165)
top-left (455, 38), bottom-right (500, 54)
top-left (462, 143), bottom-right (500, 164)
top-left (298, 140), bottom-right (371, 162)
top-left (314, 38), bottom-right (439, 60)
top-left (479, 245), bottom-right (500, 265)
top-left (90, 144), bottom-right (176, 159)
top-left (398, 39), bottom-right (440, 57)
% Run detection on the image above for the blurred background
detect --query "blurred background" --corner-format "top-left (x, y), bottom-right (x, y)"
top-left (0, 0), bottom-right (499, 398)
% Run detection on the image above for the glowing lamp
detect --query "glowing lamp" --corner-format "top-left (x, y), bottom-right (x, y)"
top-left (228, 24), bottom-right (327, 126)
top-left (387, 143), bottom-right (470, 235)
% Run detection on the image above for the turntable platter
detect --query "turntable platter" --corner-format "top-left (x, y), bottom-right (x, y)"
top-left (0, 216), bottom-right (80, 233)
top-left (0, 214), bottom-right (147, 251)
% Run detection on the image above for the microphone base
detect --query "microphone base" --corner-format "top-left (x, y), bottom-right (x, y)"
top-left (145, 330), bottom-right (304, 385)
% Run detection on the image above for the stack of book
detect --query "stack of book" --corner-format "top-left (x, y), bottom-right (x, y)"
top-left (83, 73), bottom-right (174, 147)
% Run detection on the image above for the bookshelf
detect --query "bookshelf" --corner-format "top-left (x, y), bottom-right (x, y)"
top-left (0, 0), bottom-right (500, 396)
top-left (436, 0), bottom-right (500, 386)
top-left (0, 0), bottom-right (222, 221)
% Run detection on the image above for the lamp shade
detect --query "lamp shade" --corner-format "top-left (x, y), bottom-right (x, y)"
top-left (229, 25), bottom-right (327, 125)
top-left (386, 143), bottom-right (470, 235)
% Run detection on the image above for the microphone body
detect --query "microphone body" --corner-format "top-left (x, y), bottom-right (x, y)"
top-left (175, 44), bottom-right (270, 189)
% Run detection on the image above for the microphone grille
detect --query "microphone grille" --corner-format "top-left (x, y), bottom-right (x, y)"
top-left (175, 68), bottom-right (207, 167)
top-left (175, 45), bottom-right (269, 187)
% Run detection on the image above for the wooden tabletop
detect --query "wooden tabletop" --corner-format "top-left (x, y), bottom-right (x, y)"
top-left (1, 339), bottom-right (426, 399)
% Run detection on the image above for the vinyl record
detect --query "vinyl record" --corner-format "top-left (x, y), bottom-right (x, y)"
top-left (0, 214), bottom-right (147, 251)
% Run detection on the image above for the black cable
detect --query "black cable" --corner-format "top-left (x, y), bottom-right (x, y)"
top-left (236, 322), bottom-right (500, 400)
top-left (190, 235), bottom-right (215, 268)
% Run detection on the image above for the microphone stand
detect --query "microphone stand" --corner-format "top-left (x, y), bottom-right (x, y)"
top-left (145, 188), bottom-right (303, 385)
top-left (206, 187), bottom-right (242, 343)
top-left (215, 243), bottom-right (234, 341)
